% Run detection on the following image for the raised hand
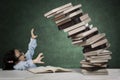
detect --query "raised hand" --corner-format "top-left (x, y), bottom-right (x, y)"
top-left (33, 53), bottom-right (44, 64)
top-left (31, 28), bottom-right (38, 39)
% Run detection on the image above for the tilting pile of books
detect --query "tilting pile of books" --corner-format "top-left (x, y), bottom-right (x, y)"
top-left (44, 3), bottom-right (112, 75)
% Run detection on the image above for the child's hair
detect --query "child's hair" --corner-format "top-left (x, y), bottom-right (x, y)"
top-left (2, 49), bottom-right (19, 70)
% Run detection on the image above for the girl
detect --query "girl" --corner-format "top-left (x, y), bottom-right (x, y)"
top-left (2, 28), bottom-right (44, 70)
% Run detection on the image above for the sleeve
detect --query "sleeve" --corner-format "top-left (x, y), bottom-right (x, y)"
top-left (25, 38), bottom-right (37, 60)
top-left (13, 60), bottom-right (36, 70)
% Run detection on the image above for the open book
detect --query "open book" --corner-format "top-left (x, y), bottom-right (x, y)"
top-left (28, 66), bottom-right (72, 74)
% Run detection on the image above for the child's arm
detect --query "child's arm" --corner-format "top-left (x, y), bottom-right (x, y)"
top-left (25, 28), bottom-right (38, 60)
top-left (14, 53), bottom-right (44, 70)
top-left (14, 60), bottom-right (36, 70)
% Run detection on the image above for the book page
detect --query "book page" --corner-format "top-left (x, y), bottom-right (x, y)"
top-left (28, 66), bottom-right (53, 73)
top-left (28, 66), bottom-right (72, 73)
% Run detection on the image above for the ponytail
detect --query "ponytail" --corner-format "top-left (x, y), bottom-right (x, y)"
top-left (2, 49), bottom-right (19, 70)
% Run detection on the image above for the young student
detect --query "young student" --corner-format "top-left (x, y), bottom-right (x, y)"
top-left (2, 28), bottom-right (44, 70)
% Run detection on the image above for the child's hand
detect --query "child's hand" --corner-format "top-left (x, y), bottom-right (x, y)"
top-left (31, 28), bottom-right (38, 39)
top-left (33, 53), bottom-right (44, 64)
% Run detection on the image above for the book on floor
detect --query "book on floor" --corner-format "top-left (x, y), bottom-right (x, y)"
top-left (81, 68), bottom-right (108, 75)
top-left (81, 64), bottom-right (108, 68)
top-left (28, 66), bottom-right (72, 74)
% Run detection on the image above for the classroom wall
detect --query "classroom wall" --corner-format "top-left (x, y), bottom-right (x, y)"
top-left (0, 0), bottom-right (120, 68)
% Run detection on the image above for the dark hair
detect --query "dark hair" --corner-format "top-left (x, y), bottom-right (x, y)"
top-left (2, 49), bottom-right (19, 70)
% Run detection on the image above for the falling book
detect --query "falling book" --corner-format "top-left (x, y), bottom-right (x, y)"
top-left (44, 3), bottom-right (72, 18)
top-left (83, 49), bottom-right (112, 57)
top-left (55, 9), bottom-right (83, 24)
top-left (74, 27), bottom-right (98, 38)
top-left (85, 55), bottom-right (111, 60)
top-left (63, 18), bottom-right (91, 32)
top-left (80, 13), bottom-right (89, 21)
top-left (54, 4), bottom-right (82, 21)
top-left (68, 25), bottom-right (86, 36)
top-left (28, 66), bottom-right (72, 74)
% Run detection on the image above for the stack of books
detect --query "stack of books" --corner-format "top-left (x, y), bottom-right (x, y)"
top-left (44, 3), bottom-right (112, 75)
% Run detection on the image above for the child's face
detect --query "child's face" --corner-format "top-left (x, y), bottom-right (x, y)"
top-left (14, 49), bottom-right (26, 61)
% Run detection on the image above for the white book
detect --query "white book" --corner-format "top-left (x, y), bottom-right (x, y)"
top-left (63, 21), bottom-right (85, 32)
top-left (76, 33), bottom-right (106, 46)
top-left (103, 49), bottom-right (111, 53)
top-left (63, 4), bottom-right (82, 14)
top-left (86, 55), bottom-right (111, 60)
top-left (46, 12), bottom-right (58, 18)
top-left (84, 49), bottom-right (104, 54)
top-left (98, 49), bottom-right (112, 56)
top-left (57, 18), bottom-right (71, 26)
top-left (28, 66), bottom-right (71, 74)
top-left (89, 24), bottom-right (93, 29)
top-left (68, 26), bottom-right (86, 36)
top-left (81, 64), bottom-right (107, 67)
top-left (44, 3), bottom-right (72, 17)
top-left (50, 6), bottom-right (73, 19)
top-left (54, 15), bottom-right (66, 22)
top-left (83, 49), bottom-right (112, 56)
top-left (81, 69), bottom-right (108, 75)
top-left (90, 55), bottom-right (111, 59)
top-left (81, 69), bottom-right (108, 72)
top-left (63, 17), bottom-right (91, 32)
top-left (86, 33), bottom-right (106, 45)
top-left (80, 13), bottom-right (89, 21)
top-left (56, 6), bottom-right (73, 14)
top-left (72, 40), bottom-right (83, 45)
top-left (55, 9), bottom-right (83, 24)
top-left (69, 9), bottom-right (83, 18)
top-left (72, 37), bottom-right (84, 41)
top-left (75, 27), bottom-right (98, 38)
top-left (54, 6), bottom-right (73, 20)
top-left (80, 60), bottom-right (104, 66)
top-left (55, 16), bottom-right (70, 24)
top-left (90, 59), bottom-right (108, 63)
top-left (83, 17), bottom-right (91, 24)
top-left (57, 19), bottom-right (71, 26)
top-left (81, 64), bottom-right (94, 67)
top-left (80, 27), bottom-right (98, 37)
top-left (80, 60), bottom-right (88, 65)
top-left (91, 38), bottom-right (108, 48)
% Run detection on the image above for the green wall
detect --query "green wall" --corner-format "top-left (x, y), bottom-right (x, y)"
top-left (0, 0), bottom-right (120, 68)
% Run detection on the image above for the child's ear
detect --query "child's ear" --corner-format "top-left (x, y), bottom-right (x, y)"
top-left (7, 60), bottom-right (14, 63)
